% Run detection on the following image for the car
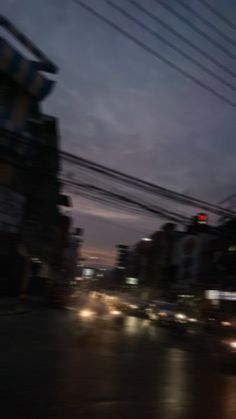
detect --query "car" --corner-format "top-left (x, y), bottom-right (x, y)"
top-left (210, 330), bottom-right (236, 365)
top-left (204, 322), bottom-right (236, 366)
top-left (108, 306), bottom-right (125, 325)
top-left (156, 303), bottom-right (177, 327)
top-left (124, 299), bottom-right (150, 318)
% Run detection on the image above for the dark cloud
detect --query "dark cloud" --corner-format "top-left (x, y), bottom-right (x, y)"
top-left (2, 0), bottom-right (236, 265)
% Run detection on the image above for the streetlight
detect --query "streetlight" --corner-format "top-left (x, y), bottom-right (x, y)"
top-left (142, 237), bottom-right (152, 242)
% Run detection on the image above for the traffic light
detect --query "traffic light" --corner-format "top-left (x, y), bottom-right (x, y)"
top-left (187, 214), bottom-right (209, 234)
top-left (197, 213), bottom-right (208, 224)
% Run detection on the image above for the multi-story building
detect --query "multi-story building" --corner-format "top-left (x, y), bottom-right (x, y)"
top-left (62, 228), bottom-right (83, 284)
top-left (129, 215), bottom-right (236, 301)
top-left (130, 223), bottom-right (181, 295)
top-left (116, 244), bottom-right (130, 271)
top-left (0, 16), bottom-right (63, 295)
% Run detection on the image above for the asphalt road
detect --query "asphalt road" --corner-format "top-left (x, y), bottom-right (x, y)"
top-left (1, 308), bottom-right (236, 419)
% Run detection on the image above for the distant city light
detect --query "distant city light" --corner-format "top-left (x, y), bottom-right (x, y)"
top-left (175, 313), bottom-right (187, 321)
top-left (205, 290), bottom-right (219, 300)
top-left (228, 341), bottom-right (236, 350)
top-left (188, 317), bottom-right (198, 323)
top-left (126, 277), bottom-right (139, 285)
top-left (142, 237), bottom-right (152, 242)
top-left (228, 245), bottom-right (236, 252)
top-left (83, 268), bottom-right (94, 278)
top-left (75, 277), bottom-right (83, 281)
top-left (206, 290), bottom-right (236, 301)
top-left (221, 321), bottom-right (231, 327)
top-left (111, 310), bottom-right (121, 316)
top-left (31, 258), bottom-right (41, 263)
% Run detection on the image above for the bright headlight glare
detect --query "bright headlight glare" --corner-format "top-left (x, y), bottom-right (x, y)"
top-left (80, 309), bottom-right (94, 318)
top-left (188, 317), bottom-right (198, 323)
top-left (221, 321), bottom-right (231, 327)
top-left (175, 313), bottom-right (187, 320)
top-left (228, 341), bottom-right (236, 349)
top-left (129, 304), bottom-right (138, 309)
top-left (158, 311), bottom-right (167, 317)
top-left (111, 310), bottom-right (121, 316)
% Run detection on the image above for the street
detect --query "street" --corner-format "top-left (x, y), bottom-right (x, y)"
top-left (1, 308), bottom-right (236, 419)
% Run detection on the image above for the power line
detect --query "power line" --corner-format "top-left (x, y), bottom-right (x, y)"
top-left (73, 0), bottom-right (236, 107)
top-left (91, 216), bottom-right (151, 236)
top-left (218, 192), bottom-right (236, 205)
top-left (2, 129), bottom-right (233, 218)
top-left (64, 165), bottom-right (192, 219)
top-left (2, 128), bottom-right (233, 219)
top-left (66, 183), bottom-right (147, 217)
top-left (62, 149), bottom-right (233, 218)
top-left (64, 179), bottom-right (189, 223)
top-left (61, 149), bottom-right (236, 217)
top-left (128, 0), bottom-right (235, 78)
top-left (196, 0), bottom-right (236, 30)
top-left (66, 184), bottom-right (163, 220)
top-left (69, 187), bottom-right (149, 221)
top-left (69, 196), bottom-right (152, 235)
top-left (63, 177), bottom-right (191, 223)
top-left (63, 160), bottom-right (194, 219)
top-left (175, 0), bottom-right (236, 45)
top-left (106, 0), bottom-right (235, 91)
top-left (154, 0), bottom-right (235, 58)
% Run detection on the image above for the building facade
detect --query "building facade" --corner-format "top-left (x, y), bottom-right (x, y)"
top-left (0, 16), bottom-right (64, 296)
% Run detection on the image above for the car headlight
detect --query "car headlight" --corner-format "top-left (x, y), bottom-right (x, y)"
top-left (111, 310), bottom-right (121, 316)
top-left (79, 309), bottom-right (95, 318)
top-left (175, 313), bottom-right (187, 321)
top-left (221, 321), bottom-right (231, 327)
top-left (223, 340), bottom-right (236, 351)
top-left (129, 304), bottom-right (138, 309)
top-left (228, 341), bottom-right (236, 350)
top-left (188, 317), bottom-right (198, 323)
top-left (158, 311), bottom-right (167, 317)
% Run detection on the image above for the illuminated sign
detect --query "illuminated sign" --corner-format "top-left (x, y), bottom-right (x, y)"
top-left (205, 290), bottom-right (236, 301)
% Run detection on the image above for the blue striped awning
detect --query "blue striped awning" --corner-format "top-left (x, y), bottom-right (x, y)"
top-left (0, 37), bottom-right (54, 101)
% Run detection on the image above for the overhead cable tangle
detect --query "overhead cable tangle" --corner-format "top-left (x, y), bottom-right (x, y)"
top-left (106, 0), bottom-right (236, 91)
top-left (196, 0), bottom-right (236, 30)
top-left (154, 0), bottom-right (235, 58)
top-left (61, 149), bottom-right (236, 217)
top-left (62, 178), bottom-right (190, 223)
top-left (2, 130), bottom-right (234, 218)
top-left (128, 0), bottom-right (236, 78)
top-left (73, 0), bottom-right (236, 107)
top-left (174, 0), bottom-right (236, 45)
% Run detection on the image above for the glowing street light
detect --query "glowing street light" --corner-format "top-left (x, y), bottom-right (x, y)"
top-left (142, 237), bottom-right (152, 242)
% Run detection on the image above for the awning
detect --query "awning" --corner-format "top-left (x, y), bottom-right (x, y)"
top-left (0, 38), bottom-right (54, 101)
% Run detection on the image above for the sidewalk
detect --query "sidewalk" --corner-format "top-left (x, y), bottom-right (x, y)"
top-left (0, 298), bottom-right (33, 316)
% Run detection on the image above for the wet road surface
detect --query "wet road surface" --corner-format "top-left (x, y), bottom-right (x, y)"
top-left (1, 308), bottom-right (236, 419)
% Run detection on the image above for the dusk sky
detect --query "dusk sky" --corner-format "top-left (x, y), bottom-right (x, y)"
top-left (2, 0), bottom-right (236, 265)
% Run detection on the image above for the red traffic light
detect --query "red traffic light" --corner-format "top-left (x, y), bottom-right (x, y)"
top-left (197, 213), bottom-right (208, 224)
